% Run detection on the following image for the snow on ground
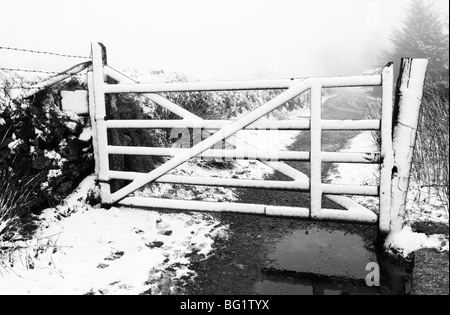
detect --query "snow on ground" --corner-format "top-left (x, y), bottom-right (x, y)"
top-left (0, 176), bottom-right (227, 295)
top-left (385, 226), bottom-right (448, 257)
top-left (385, 181), bottom-right (449, 257)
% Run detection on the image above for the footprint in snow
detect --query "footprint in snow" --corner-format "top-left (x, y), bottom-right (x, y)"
top-left (97, 251), bottom-right (125, 269)
top-left (146, 241), bottom-right (164, 249)
top-left (104, 251), bottom-right (125, 261)
top-left (132, 228), bottom-right (145, 235)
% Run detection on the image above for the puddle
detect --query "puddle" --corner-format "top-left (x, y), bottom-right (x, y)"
top-left (256, 273), bottom-right (377, 295)
top-left (255, 227), bottom-right (411, 295)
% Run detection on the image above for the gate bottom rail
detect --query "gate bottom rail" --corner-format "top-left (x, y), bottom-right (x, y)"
top-left (117, 197), bottom-right (378, 225)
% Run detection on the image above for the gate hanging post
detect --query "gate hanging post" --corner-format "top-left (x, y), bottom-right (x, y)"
top-left (389, 58), bottom-right (429, 234)
top-left (100, 45), bottom-right (124, 194)
top-left (89, 42), bottom-right (112, 203)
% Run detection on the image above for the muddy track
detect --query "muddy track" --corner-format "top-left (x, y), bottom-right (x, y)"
top-left (184, 90), bottom-right (408, 295)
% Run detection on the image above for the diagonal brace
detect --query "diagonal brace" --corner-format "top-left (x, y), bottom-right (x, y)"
top-left (110, 79), bottom-right (312, 203)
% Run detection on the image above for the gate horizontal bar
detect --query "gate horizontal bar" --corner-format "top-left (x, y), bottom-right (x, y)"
top-left (108, 171), bottom-right (378, 196)
top-left (105, 119), bottom-right (381, 131)
top-left (322, 184), bottom-right (379, 196)
top-left (103, 75), bottom-right (381, 94)
top-left (107, 146), bottom-right (381, 164)
top-left (314, 208), bottom-right (378, 224)
top-left (117, 197), bottom-right (378, 225)
top-left (109, 172), bottom-right (310, 190)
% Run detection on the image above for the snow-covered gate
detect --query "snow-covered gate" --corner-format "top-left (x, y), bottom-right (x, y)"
top-left (88, 43), bottom-right (428, 234)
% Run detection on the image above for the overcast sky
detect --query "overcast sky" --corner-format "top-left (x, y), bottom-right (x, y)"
top-left (0, 0), bottom-right (448, 80)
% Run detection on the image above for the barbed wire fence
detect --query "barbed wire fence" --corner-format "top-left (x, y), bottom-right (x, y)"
top-left (0, 67), bottom-right (61, 75)
top-left (0, 46), bottom-right (91, 89)
top-left (0, 46), bottom-right (90, 59)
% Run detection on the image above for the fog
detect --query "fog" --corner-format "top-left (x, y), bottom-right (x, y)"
top-left (0, 0), bottom-right (448, 80)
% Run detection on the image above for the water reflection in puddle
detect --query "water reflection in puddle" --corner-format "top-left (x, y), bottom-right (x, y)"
top-left (255, 273), bottom-right (377, 295)
top-left (255, 227), bottom-right (410, 295)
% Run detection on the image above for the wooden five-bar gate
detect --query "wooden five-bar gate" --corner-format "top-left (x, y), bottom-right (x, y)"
top-left (84, 43), bottom-right (428, 235)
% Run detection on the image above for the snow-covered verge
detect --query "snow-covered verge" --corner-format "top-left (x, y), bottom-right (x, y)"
top-left (384, 226), bottom-right (448, 258)
top-left (326, 131), bottom-right (449, 258)
top-left (0, 176), bottom-right (228, 295)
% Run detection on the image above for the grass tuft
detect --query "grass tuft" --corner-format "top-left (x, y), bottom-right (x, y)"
top-left (0, 129), bottom-right (41, 241)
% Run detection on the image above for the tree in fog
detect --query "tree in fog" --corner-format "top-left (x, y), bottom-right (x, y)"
top-left (386, 0), bottom-right (449, 74)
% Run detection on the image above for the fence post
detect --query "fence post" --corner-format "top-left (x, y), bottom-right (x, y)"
top-left (379, 63), bottom-right (394, 234)
top-left (389, 58), bottom-right (429, 233)
top-left (90, 42), bottom-right (111, 203)
top-left (100, 45), bottom-right (124, 194)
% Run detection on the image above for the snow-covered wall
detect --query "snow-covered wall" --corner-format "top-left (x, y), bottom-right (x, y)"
top-left (0, 74), bottom-right (94, 208)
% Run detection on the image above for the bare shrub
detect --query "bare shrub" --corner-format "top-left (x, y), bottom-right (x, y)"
top-left (365, 74), bottom-right (449, 218)
top-left (412, 76), bottom-right (449, 213)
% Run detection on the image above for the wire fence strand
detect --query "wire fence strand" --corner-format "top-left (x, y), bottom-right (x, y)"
top-left (0, 46), bottom-right (89, 94)
top-left (0, 67), bottom-right (60, 75)
top-left (0, 46), bottom-right (90, 59)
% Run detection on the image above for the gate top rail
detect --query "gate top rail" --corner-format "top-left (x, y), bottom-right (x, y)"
top-left (103, 75), bottom-right (382, 94)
